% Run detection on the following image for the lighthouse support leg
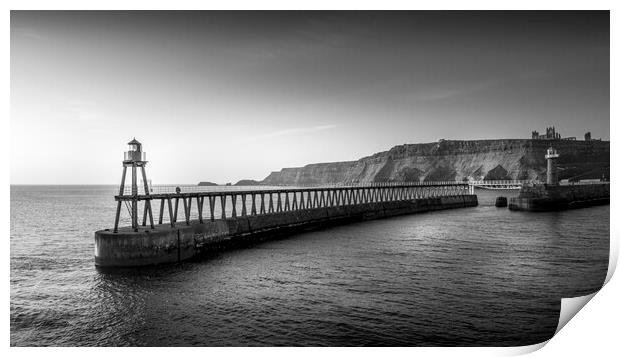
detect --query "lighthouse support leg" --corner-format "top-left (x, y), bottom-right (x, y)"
top-left (113, 201), bottom-right (122, 233)
top-left (113, 166), bottom-right (128, 233)
top-left (119, 166), bottom-right (127, 195)
top-left (146, 201), bottom-right (154, 229)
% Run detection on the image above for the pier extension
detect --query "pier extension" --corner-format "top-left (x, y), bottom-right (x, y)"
top-left (509, 147), bottom-right (610, 211)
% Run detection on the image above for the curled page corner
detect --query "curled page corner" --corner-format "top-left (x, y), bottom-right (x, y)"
top-left (512, 235), bottom-right (616, 355)
top-left (494, 340), bottom-right (549, 356)
top-left (551, 236), bottom-right (614, 340)
top-left (555, 292), bottom-right (597, 335)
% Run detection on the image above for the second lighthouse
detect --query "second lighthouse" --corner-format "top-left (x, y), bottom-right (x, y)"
top-left (545, 146), bottom-right (559, 185)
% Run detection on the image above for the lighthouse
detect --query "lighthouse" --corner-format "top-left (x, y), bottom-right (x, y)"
top-left (114, 138), bottom-right (154, 232)
top-left (545, 146), bottom-right (559, 185)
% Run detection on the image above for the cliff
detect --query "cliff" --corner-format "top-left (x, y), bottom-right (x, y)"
top-left (234, 179), bottom-right (261, 186)
top-left (261, 139), bottom-right (610, 185)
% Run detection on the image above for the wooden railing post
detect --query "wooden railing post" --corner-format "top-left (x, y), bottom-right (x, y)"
top-left (231, 194), bottom-right (237, 218)
top-left (241, 194), bottom-right (247, 217)
top-left (220, 195), bottom-right (227, 219)
top-left (268, 193), bottom-right (274, 213)
top-left (173, 197), bottom-right (179, 224)
top-left (159, 198), bottom-right (165, 224)
top-left (209, 196), bottom-right (215, 221)
top-left (260, 193), bottom-right (266, 214)
top-left (292, 192), bottom-right (298, 210)
top-left (277, 192), bottom-right (282, 212)
top-left (167, 197), bottom-right (175, 227)
top-left (198, 196), bottom-right (204, 223)
top-left (182, 196), bottom-right (190, 225)
top-left (284, 192), bottom-right (290, 211)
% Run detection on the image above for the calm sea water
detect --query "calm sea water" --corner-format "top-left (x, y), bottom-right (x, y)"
top-left (10, 185), bottom-right (609, 346)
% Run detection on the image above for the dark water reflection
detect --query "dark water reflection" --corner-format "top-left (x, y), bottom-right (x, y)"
top-left (10, 186), bottom-right (609, 346)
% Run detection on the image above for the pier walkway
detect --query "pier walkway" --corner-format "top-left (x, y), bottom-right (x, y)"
top-left (113, 182), bottom-right (474, 232)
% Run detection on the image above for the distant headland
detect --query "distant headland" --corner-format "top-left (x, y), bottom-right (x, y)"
top-left (201, 132), bottom-right (609, 187)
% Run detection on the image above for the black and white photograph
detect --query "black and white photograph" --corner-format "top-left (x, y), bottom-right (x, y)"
top-left (8, 7), bottom-right (615, 351)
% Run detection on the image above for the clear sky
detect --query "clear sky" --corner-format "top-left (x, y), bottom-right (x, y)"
top-left (11, 11), bottom-right (609, 184)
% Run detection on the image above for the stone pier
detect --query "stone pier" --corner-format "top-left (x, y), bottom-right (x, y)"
top-left (95, 194), bottom-right (478, 267)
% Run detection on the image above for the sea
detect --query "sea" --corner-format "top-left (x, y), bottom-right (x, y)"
top-left (10, 185), bottom-right (609, 346)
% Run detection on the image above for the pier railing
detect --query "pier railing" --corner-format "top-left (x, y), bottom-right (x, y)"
top-left (468, 179), bottom-right (538, 185)
top-left (124, 179), bottom-right (604, 195)
top-left (119, 181), bottom-right (474, 196)
top-left (113, 182), bottom-right (472, 231)
top-left (468, 179), bottom-right (609, 187)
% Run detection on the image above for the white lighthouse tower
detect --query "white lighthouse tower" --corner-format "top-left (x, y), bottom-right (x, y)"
top-left (545, 146), bottom-right (559, 185)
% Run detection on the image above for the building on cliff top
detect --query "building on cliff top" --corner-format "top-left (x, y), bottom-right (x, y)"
top-left (532, 126), bottom-right (561, 140)
top-left (531, 126), bottom-right (583, 141)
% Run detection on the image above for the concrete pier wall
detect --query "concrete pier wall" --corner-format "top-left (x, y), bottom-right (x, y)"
top-left (95, 194), bottom-right (478, 267)
top-left (509, 184), bottom-right (609, 211)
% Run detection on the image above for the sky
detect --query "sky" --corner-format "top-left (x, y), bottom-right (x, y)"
top-left (10, 11), bottom-right (609, 184)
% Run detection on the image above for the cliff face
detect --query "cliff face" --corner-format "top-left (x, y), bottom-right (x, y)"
top-left (261, 139), bottom-right (610, 185)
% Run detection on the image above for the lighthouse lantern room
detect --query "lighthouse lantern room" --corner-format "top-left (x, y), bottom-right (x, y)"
top-left (124, 138), bottom-right (146, 163)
